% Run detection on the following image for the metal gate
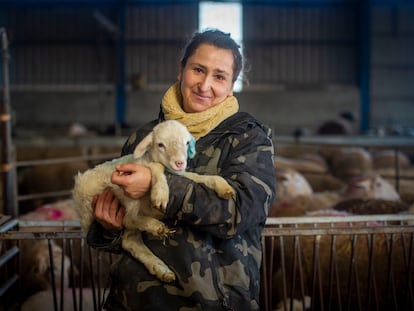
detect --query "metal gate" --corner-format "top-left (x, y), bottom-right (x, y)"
top-left (261, 215), bottom-right (414, 311)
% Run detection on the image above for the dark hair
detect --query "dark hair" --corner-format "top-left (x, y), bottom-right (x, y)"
top-left (180, 28), bottom-right (243, 83)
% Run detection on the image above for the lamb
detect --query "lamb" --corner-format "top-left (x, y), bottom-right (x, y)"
top-left (72, 120), bottom-right (236, 283)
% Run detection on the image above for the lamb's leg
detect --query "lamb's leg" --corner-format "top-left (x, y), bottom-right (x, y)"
top-left (123, 214), bottom-right (174, 238)
top-left (147, 162), bottom-right (169, 212)
top-left (183, 172), bottom-right (236, 200)
top-left (122, 230), bottom-right (175, 283)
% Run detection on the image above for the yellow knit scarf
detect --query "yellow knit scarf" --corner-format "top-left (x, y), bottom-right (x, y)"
top-left (162, 82), bottom-right (239, 139)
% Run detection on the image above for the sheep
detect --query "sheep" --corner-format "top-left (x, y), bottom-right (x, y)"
top-left (19, 239), bottom-right (72, 301)
top-left (273, 296), bottom-right (311, 311)
top-left (274, 155), bottom-right (327, 174)
top-left (18, 199), bottom-right (78, 222)
top-left (72, 120), bottom-right (236, 283)
top-left (20, 288), bottom-right (104, 311)
top-left (269, 171), bottom-right (402, 218)
top-left (321, 146), bottom-right (373, 180)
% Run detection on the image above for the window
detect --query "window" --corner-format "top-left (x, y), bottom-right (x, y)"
top-left (199, 1), bottom-right (243, 92)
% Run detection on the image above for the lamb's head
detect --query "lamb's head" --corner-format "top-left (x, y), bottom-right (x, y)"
top-left (133, 120), bottom-right (196, 174)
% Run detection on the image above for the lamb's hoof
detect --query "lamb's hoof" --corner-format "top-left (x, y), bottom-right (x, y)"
top-left (154, 225), bottom-right (175, 238)
top-left (152, 201), bottom-right (167, 213)
top-left (219, 187), bottom-right (236, 200)
top-left (152, 263), bottom-right (176, 283)
top-left (151, 195), bottom-right (168, 213)
top-left (161, 271), bottom-right (176, 283)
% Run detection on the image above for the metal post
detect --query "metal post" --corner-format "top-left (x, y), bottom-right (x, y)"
top-left (358, 0), bottom-right (371, 133)
top-left (0, 28), bottom-right (16, 217)
top-left (115, 1), bottom-right (127, 134)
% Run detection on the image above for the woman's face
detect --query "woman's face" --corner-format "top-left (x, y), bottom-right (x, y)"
top-left (178, 43), bottom-right (235, 113)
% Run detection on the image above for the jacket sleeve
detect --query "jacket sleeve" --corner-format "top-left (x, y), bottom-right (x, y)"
top-left (165, 120), bottom-right (276, 239)
top-left (86, 221), bottom-right (124, 253)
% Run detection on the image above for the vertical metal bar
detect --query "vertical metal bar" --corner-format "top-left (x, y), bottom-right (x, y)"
top-left (385, 233), bottom-right (398, 309)
top-left (261, 236), bottom-right (269, 311)
top-left (68, 239), bottom-right (79, 311)
top-left (311, 235), bottom-right (324, 311)
top-left (279, 235), bottom-right (288, 311)
top-left (365, 233), bottom-right (377, 310)
top-left (404, 233), bottom-right (414, 308)
top-left (0, 28), bottom-right (17, 217)
top-left (88, 245), bottom-right (98, 311)
top-left (352, 235), bottom-right (362, 311)
top-left (295, 234), bottom-right (306, 311)
top-left (358, 0), bottom-right (371, 133)
top-left (268, 236), bottom-right (275, 311)
top-left (327, 221), bottom-right (342, 311)
top-left (345, 234), bottom-right (359, 311)
top-left (60, 238), bottom-right (66, 311)
top-left (289, 236), bottom-right (299, 311)
top-left (394, 148), bottom-right (400, 193)
top-left (115, 0), bottom-right (127, 132)
top-left (48, 240), bottom-right (59, 311)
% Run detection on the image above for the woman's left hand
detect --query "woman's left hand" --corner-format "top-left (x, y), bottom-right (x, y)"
top-left (111, 163), bottom-right (152, 199)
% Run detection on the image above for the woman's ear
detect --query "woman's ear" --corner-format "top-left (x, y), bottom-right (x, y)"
top-left (227, 84), bottom-right (234, 97)
top-left (177, 66), bottom-right (183, 81)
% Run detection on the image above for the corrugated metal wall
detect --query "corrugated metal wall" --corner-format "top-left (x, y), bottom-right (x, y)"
top-left (126, 3), bottom-right (198, 87)
top-left (3, 3), bottom-right (198, 88)
top-left (243, 3), bottom-right (358, 86)
top-left (2, 1), bottom-right (359, 89)
top-left (7, 7), bottom-right (116, 86)
top-left (370, 5), bottom-right (414, 129)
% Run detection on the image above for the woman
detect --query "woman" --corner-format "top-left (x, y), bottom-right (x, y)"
top-left (87, 29), bottom-right (275, 311)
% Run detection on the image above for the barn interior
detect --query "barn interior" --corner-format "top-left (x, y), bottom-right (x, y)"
top-left (0, 1), bottom-right (414, 310)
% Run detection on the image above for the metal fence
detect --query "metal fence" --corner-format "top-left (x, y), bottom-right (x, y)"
top-left (0, 217), bottom-right (115, 311)
top-left (261, 215), bottom-right (414, 311)
top-left (1, 214), bottom-right (413, 310)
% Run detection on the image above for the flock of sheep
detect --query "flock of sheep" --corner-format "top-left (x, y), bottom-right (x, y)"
top-left (5, 126), bottom-right (414, 310)
top-left (266, 143), bottom-right (414, 311)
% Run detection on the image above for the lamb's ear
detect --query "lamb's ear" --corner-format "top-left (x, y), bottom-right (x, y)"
top-left (133, 132), bottom-right (153, 158)
top-left (187, 135), bottom-right (196, 159)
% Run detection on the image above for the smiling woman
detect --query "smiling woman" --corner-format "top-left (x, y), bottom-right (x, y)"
top-left (86, 29), bottom-right (275, 311)
top-left (178, 44), bottom-right (235, 113)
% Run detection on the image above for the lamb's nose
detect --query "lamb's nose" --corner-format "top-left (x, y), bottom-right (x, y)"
top-left (175, 160), bottom-right (185, 168)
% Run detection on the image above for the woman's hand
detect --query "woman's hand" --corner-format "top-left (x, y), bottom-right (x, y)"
top-left (92, 188), bottom-right (125, 232)
top-left (111, 163), bottom-right (151, 199)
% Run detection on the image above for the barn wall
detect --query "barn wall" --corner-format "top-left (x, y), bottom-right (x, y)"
top-left (10, 86), bottom-right (359, 136)
top-left (1, 1), bottom-right (413, 136)
top-left (371, 6), bottom-right (414, 131)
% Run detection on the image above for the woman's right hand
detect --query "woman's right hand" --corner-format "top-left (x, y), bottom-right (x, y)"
top-left (92, 188), bottom-right (126, 232)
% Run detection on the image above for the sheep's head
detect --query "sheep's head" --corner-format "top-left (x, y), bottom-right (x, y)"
top-left (275, 168), bottom-right (313, 200)
top-left (343, 174), bottom-right (400, 201)
top-left (133, 120), bottom-right (195, 174)
top-left (20, 240), bottom-right (72, 296)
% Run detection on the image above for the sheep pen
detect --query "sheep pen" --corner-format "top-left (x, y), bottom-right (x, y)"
top-left (72, 120), bottom-right (236, 283)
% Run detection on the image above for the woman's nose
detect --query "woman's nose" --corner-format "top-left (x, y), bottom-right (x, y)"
top-left (198, 76), bottom-right (211, 91)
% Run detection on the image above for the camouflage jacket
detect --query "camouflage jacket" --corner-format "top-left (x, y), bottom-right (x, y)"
top-left (87, 111), bottom-right (275, 311)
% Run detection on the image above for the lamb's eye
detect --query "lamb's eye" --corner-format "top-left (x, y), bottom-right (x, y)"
top-left (158, 143), bottom-right (165, 148)
top-left (186, 141), bottom-right (190, 146)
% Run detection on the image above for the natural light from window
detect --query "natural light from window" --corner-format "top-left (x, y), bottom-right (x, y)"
top-left (199, 1), bottom-right (243, 92)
